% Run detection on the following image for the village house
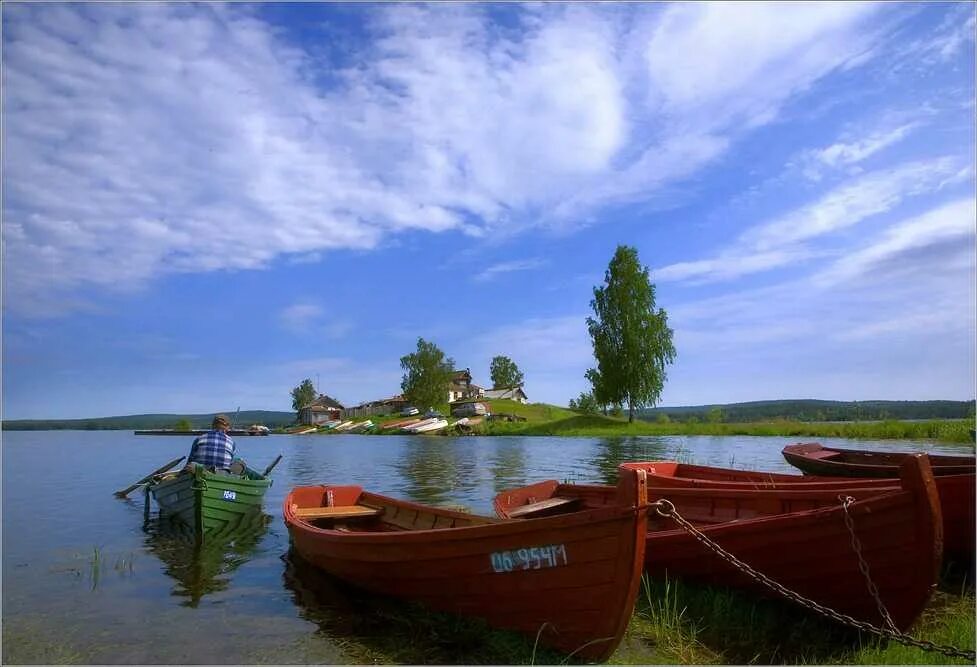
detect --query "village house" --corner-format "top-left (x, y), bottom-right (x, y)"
top-left (299, 394), bottom-right (345, 425)
top-left (482, 386), bottom-right (529, 404)
top-left (447, 368), bottom-right (484, 403)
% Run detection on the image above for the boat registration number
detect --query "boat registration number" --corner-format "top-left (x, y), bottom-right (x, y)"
top-left (222, 490), bottom-right (237, 501)
top-left (490, 544), bottom-right (568, 573)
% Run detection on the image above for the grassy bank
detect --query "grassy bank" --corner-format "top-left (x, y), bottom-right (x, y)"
top-left (480, 406), bottom-right (975, 444)
top-left (619, 573), bottom-right (974, 665)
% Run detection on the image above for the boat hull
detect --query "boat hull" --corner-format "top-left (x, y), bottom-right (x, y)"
top-left (284, 467), bottom-right (650, 662)
top-left (782, 442), bottom-right (974, 477)
top-left (495, 455), bottom-right (942, 632)
top-left (151, 467), bottom-right (272, 537)
top-left (628, 461), bottom-right (974, 561)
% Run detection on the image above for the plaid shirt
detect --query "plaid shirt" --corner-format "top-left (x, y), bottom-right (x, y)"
top-left (187, 430), bottom-right (236, 470)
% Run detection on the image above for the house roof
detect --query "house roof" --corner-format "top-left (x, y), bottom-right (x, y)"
top-left (306, 394), bottom-right (344, 410)
top-left (451, 368), bottom-right (472, 381)
top-left (484, 386), bottom-right (527, 400)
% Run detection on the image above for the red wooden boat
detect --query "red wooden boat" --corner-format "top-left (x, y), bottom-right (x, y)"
top-left (782, 442), bottom-right (974, 477)
top-left (283, 466), bottom-right (650, 662)
top-left (626, 460), bottom-right (974, 560)
top-left (495, 455), bottom-right (942, 631)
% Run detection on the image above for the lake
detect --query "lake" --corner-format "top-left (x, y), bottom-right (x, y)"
top-left (2, 430), bottom-right (968, 664)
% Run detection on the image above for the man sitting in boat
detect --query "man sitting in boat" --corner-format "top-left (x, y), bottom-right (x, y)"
top-left (185, 414), bottom-right (246, 475)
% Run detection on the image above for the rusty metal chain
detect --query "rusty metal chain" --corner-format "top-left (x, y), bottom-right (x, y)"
top-left (839, 495), bottom-right (898, 633)
top-left (651, 498), bottom-right (975, 660)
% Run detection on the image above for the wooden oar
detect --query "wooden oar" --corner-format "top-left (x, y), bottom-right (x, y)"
top-left (262, 454), bottom-right (283, 477)
top-left (114, 456), bottom-right (185, 497)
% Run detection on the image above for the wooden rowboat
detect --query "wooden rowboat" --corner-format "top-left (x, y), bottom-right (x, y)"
top-left (782, 442), bottom-right (974, 477)
top-left (150, 465), bottom-right (273, 538)
top-left (627, 460), bottom-right (974, 561)
top-left (495, 455), bottom-right (942, 631)
top-left (283, 466), bottom-right (650, 662)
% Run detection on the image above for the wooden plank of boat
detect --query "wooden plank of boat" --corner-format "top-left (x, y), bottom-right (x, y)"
top-left (507, 496), bottom-right (579, 518)
top-left (283, 466), bottom-right (651, 662)
top-left (624, 460), bottom-right (974, 562)
top-left (495, 454), bottom-right (942, 632)
top-left (332, 421), bottom-right (355, 432)
top-left (294, 505), bottom-right (382, 520)
top-left (149, 464), bottom-right (274, 537)
top-left (783, 442), bottom-right (974, 477)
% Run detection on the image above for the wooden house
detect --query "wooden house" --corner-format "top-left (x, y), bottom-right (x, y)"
top-left (447, 368), bottom-right (484, 403)
top-left (482, 386), bottom-right (529, 404)
top-left (299, 394), bottom-right (345, 425)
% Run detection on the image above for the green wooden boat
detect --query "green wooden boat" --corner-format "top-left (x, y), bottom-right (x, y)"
top-left (149, 464), bottom-right (273, 536)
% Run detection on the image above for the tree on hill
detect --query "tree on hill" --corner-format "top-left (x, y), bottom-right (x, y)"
top-left (490, 355), bottom-right (524, 389)
top-left (401, 338), bottom-right (454, 411)
top-left (586, 245), bottom-right (676, 423)
top-left (585, 367), bottom-right (615, 415)
top-left (291, 378), bottom-right (317, 420)
top-left (569, 391), bottom-right (599, 414)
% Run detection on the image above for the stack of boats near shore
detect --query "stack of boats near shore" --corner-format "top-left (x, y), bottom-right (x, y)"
top-left (122, 442), bottom-right (975, 662)
top-left (288, 415), bottom-right (484, 435)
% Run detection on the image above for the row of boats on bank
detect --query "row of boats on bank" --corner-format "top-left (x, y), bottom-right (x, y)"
top-left (290, 415), bottom-right (480, 435)
top-left (130, 443), bottom-right (975, 662)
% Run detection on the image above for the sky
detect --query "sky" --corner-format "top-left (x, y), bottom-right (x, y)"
top-left (2, 1), bottom-right (975, 419)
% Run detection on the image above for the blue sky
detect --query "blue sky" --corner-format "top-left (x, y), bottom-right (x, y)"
top-left (3, 2), bottom-right (975, 419)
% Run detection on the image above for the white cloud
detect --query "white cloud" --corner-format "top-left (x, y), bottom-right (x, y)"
top-left (280, 303), bottom-right (325, 333)
top-left (657, 156), bottom-right (966, 283)
top-left (655, 248), bottom-right (818, 284)
top-left (804, 122), bottom-right (920, 179)
top-left (2, 2), bottom-right (898, 314)
top-left (643, 2), bottom-right (883, 131)
top-left (747, 157), bottom-right (963, 250)
top-left (813, 197), bottom-right (976, 286)
top-left (473, 258), bottom-right (548, 282)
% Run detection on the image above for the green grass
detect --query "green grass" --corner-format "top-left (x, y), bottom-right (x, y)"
top-left (611, 573), bottom-right (975, 665)
top-left (483, 411), bottom-right (976, 443)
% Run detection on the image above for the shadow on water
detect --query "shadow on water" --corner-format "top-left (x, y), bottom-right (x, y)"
top-left (280, 549), bottom-right (568, 665)
top-left (142, 509), bottom-right (272, 607)
top-left (589, 436), bottom-right (674, 485)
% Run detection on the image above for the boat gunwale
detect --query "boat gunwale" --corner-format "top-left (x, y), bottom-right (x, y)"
top-left (284, 487), bottom-right (640, 544)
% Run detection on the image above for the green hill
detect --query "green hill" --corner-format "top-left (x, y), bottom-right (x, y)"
top-left (637, 399), bottom-right (974, 423)
top-left (1, 410), bottom-right (296, 431)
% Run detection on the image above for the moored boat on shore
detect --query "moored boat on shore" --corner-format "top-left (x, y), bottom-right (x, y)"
top-left (782, 442), bottom-right (974, 477)
top-left (495, 455), bottom-right (942, 631)
top-left (283, 466), bottom-right (651, 662)
top-left (627, 460), bottom-right (974, 561)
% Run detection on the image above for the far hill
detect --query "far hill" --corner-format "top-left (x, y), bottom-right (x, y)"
top-left (1, 410), bottom-right (296, 431)
top-left (637, 399), bottom-right (974, 423)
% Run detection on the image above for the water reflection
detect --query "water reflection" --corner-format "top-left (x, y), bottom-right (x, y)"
top-left (143, 509), bottom-right (271, 607)
top-left (588, 436), bottom-right (673, 484)
top-left (394, 438), bottom-right (479, 505)
top-left (487, 438), bottom-right (528, 492)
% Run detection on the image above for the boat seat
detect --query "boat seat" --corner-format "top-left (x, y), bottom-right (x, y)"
top-left (294, 505), bottom-right (383, 520)
top-left (508, 496), bottom-right (579, 518)
top-left (806, 450), bottom-right (839, 459)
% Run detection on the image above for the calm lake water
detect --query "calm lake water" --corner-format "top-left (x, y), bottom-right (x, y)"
top-left (2, 430), bottom-right (969, 664)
